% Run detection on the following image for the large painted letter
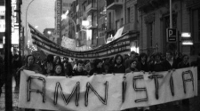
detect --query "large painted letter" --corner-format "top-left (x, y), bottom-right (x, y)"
top-left (122, 77), bottom-right (127, 103)
top-left (85, 81), bottom-right (109, 107)
top-left (53, 82), bottom-right (80, 106)
top-left (27, 76), bottom-right (46, 103)
top-left (149, 74), bottom-right (163, 99)
top-left (182, 70), bottom-right (194, 94)
top-left (133, 75), bottom-right (148, 103)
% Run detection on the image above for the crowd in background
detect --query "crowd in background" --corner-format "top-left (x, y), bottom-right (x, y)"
top-left (0, 51), bottom-right (200, 111)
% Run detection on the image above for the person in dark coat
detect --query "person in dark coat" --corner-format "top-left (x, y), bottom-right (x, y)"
top-left (63, 58), bottom-right (73, 76)
top-left (162, 51), bottom-right (178, 71)
top-left (91, 59), bottom-right (104, 74)
top-left (178, 54), bottom-right (190, 68)
top-left (150, 53), bottom-right (165, 72)
top-left (113, 54), bottom-right (125, 73)
top-left (137, 53), bottom-right (149, 72)
top-left (0, 56), bottom-right (4, 97)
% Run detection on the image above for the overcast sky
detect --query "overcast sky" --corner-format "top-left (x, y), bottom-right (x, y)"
top-left (22, 0), bottom-right (56, 32)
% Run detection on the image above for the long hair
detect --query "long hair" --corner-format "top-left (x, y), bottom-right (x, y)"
top-left (114, 54), bottom-right (124, 65)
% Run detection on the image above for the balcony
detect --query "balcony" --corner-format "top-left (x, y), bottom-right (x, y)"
top-left (123, 22), bottom-right (135, 33)
top-left (86, 3), bottom-right (97, 14)
top-left (106, 0), bottom-right (123, 10)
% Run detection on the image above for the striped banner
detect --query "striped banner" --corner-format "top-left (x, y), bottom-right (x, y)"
top-left (29, 24), bottom-right (132, 59)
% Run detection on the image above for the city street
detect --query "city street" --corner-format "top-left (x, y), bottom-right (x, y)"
top-left (0, 79), bottom-right (200, 111)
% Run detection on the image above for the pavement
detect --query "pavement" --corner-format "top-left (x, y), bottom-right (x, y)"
top-left (0, 79), bottom-right (200, 111)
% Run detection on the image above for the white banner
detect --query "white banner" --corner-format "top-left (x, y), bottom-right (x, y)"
top-left (19, 67), bottom-right (198, 111)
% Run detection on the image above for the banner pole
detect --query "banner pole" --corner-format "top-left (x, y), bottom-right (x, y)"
top-left (5, 0), bottom-right (13, 110)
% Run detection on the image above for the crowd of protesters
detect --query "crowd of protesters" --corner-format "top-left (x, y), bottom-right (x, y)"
top-left (0, 51), bottom-right (200, 111)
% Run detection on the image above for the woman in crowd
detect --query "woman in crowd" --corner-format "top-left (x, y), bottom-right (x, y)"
top-left (178, 54), bottom-right (190, 68)
top-left (113, 54), bottom-right (125, 73)
top-left (53, 63), bottom-right (65, 76)
top-left (54, 56), bottom-right (62, 66)
top-left (17, 55), bottom-right (42, 111)
top-left (137, 53), bottom-right (149, 72)
top-left (125, 59), bottom-right (138, 73)
top-left (18, 55), bottom-right (42, 74)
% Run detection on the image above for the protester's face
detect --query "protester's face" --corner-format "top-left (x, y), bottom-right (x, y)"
top-left (116, 56), bottom-right (122, 64)
top-left (183, 56), bottom-right (189, 63)
top-left (131, 61), bottom-right (137, 68)
top-left (77, 63), bottom-right (83, 72)
top-left (55, 65), bottom-right (62, 74)
top-left (166, 52), bottom-right (172, 60)
top-left (27, 56), bottom-right (34, 66)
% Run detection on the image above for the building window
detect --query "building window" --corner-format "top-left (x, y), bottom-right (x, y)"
top-left (127, 7), bottom-right (131, 23)
top-left (116, 19), bottom-right (120, 30)
top-left (147, 22), bottom-right (153, 47)
top-left (121, 18), bottom-right (123, 27)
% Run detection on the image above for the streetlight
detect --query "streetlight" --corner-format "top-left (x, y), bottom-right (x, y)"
top-left (25, 0), bottom-right (35, 52)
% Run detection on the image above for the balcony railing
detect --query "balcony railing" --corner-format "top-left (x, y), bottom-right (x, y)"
top-left (86, 3), bottom-right (97, 14)
top-left (106, 0), bottom-right (123, 10)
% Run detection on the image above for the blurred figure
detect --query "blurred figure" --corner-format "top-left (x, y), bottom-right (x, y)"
top-left (63, 57), bottom-right (73, 76)
top-left (124, 51), bottom-right (137, 68)
top-left (92, 59), bottom-right (103, 74)
top-left (54, 56), bottom-right (62, 65)
top-left (178, 54), bottom-right (190, 68)
top-left (137, 53), bottom-right (149, 72)
top-left (12, 54), bottom-right (22, 91)
top-left (0, 56), bottom-right (4, 97)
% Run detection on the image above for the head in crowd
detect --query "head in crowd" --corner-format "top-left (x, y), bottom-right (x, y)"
top-left (54, 63), bottom-right (64, 76)
top-left (54, 56), bottom-right (61, 64)
top-left (154, 53), bottom-right (162, 63)
top-left (166, 51), bottom-right (174, 61)
top-left (182, 54), bottom-right (189, 64)
top-left (46, 54), bottom-right (54, 63)
top-left (123, 54), bottom-right (129, 61)
top-left (114, 54), bottom-right (124, 65)
top-left (139, 53), bottom-right (147, 63)
top-left (77, 60), bottom-right (84, 72)
top-left (129, 59), bottom-right (137, 70)
top-left (130, 51), bottom-right (136, 60)
top-left (103, 62), bottom-right (111, 73)
top-left (26, 55), bottom-right (35, 67)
